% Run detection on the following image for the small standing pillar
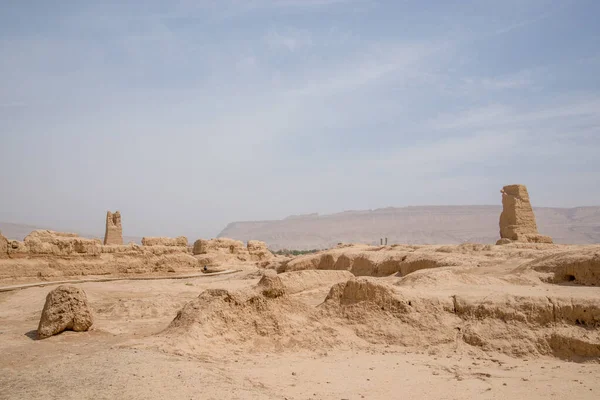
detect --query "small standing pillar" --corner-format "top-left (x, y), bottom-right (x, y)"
top-left (104, 211), bottom-right (123, 245)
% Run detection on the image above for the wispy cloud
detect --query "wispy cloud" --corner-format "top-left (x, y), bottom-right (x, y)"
top-left (461, 73), bottom-right (533, 90)
top-left (428, 97), bottom-right (600, 132)
top-left (485, 0), bottom-right (574, 36)
top-left (283, 40), bottom-right (451, 97)
top-left (265, 28), bottom-right (313, 51)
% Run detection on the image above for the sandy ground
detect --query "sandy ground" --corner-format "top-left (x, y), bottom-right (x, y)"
top-left (1, 268), bottom-right (599, 400)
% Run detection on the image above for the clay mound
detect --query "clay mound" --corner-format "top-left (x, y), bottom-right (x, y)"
top-left (256, 275), bottom-right (286, 298)
top-left (38, 285), bottom-right (93, 339)
top-left (28, 230), bottom-right (79, 239)
top-left (334, 252), bottom-right (397, 276)
top-left (547, 328), bottom-right (600, 359)
top-left (320, 278), bottom-right (457, 347)
top-left (155, 273), bottom-right (600, 359)
top-left (324, 278), bottom-right (410, 310)
top-left (279, 251), bottom-right (333, 272)
top-left (247, 240), bottom-right (273, 261)
top-left (395, 267), bottom-right (513, 289)
top-left (435, 243), bottom-right (493, 253)
top-left (153, 253), bottom-right (199, 271)
top-left (322, 277), bottom-right (452, 316)
top-left (520, 248), bottom-right (600, 285)
top-left (0, 250), bottom-right (201, 280)
top-left (95, 294), bottom-right (190, 320)
top-left (142, 236), bottom-right (188, 247)
top-left (190, 237), bottom-right (275, 266)
top-left (394, 253), bottom-right (463, 276)
top-left (454, 293), bottom-right (600, 358)
top-left (321, 277), bottom-right (600, 359)
top-left (0, 231), bottom-right (8, 259)
top-left (23, 230), bottom-right (102, 256)
top-left (277, 270), bottom-right (354, 295)
top-left (101, 243), bottom-right (188, 256)
top-left (192, 238), bottom-right (246, 255)
top-left (159, 286), bottom-right (339, 353)
top-left (454, 292), bottom-right (600, 326)
top-left (278, 245), bottom-right (466, 277)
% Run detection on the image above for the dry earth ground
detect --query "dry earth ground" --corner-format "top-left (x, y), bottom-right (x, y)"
top-left (1, 246), bottom-right (600, 399)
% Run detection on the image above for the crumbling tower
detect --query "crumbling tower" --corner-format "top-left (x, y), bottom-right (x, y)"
top-left (496, 185), bottom-right (552, 245)
top-left (104, 211), bottom-right (123, 245)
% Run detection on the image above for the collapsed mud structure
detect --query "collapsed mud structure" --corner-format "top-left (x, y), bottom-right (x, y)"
top-left (192, 238), bottom-right (275, 267)
top-left (142, 236), bottom-right (188, 247)
top-left (104, 211), bottom-right (123, 245)
top-left (0, 231), bottom-right (9, 259)
top-left (37, 285), bottom-right (94, 339)
top-left (0, 229), bottom-right (198, 280)
top-left (0, 212), bottom-right (277, 282)
top-left (156, 259), bottom-right (600, 360)
top-left (497, 184), bottom-right (553, 245)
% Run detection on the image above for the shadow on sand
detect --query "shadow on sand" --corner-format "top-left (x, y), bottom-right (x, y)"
top-left (24, 330), bottom-right (39, 340)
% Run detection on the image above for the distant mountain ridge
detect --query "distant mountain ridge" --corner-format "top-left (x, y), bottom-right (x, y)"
top-left (218, 205), bottom-right (600, 250)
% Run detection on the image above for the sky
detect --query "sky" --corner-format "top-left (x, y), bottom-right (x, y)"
top-left (1, 0), bottom-right (599, 239)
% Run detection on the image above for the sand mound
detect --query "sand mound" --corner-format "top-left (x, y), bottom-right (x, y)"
top-left (95, 294), bottom-right (191, 320)
top-left (136, 265), bottom-right (600, 360)
top-left (325, 278), bottom-right (408, 309)
top-left (521, 248), bottom-right (600, 285)
top-left (454, 293), bottom-right (600, 326)
top-left (277, 270), bottom-right (354, 294)
top-left (279, 252), bottom-right (332, 272)
top-left (319, 278), bottom-right (458, 348)
top-left (159, 286), bottom-right (341, 353)
top-left (318, 277), bottom-right (600, 359)
top-left (38, 285), bottom-right (93, 339)
top-left (256, 275), bottom-right (286, 298)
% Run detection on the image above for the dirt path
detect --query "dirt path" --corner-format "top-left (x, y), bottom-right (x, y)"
top-left (0, 269), bottom-right (241, 293)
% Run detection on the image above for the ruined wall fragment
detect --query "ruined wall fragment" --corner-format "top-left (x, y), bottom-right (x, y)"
top-left (142, 236), bottom-right (188, 247)
top-left (497, 184), bottom-right (553, 245)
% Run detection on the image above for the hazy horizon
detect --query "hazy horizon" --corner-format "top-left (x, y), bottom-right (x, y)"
top-left (2, 203), bottom-right (600, 241)
top-left (1, 0), bottom-right (599, 239)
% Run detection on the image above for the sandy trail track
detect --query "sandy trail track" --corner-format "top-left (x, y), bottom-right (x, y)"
top-left (0, 269), bottom-right (241, 293)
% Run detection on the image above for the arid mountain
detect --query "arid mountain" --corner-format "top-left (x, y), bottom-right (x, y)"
top-left (218, 206), bottom-right (600, 250)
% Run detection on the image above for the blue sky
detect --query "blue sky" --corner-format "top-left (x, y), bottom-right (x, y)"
top-left (1, 0), bottom-right (599, 238)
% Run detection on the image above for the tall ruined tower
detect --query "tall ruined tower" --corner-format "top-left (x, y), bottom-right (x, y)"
top-left (497, 185), bottom-right (552, 244)
top-left (104, 211), bottom-right (123, 245)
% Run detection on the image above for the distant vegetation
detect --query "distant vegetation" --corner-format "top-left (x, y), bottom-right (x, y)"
top-left (272, 249), bottom-right (320, 256)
